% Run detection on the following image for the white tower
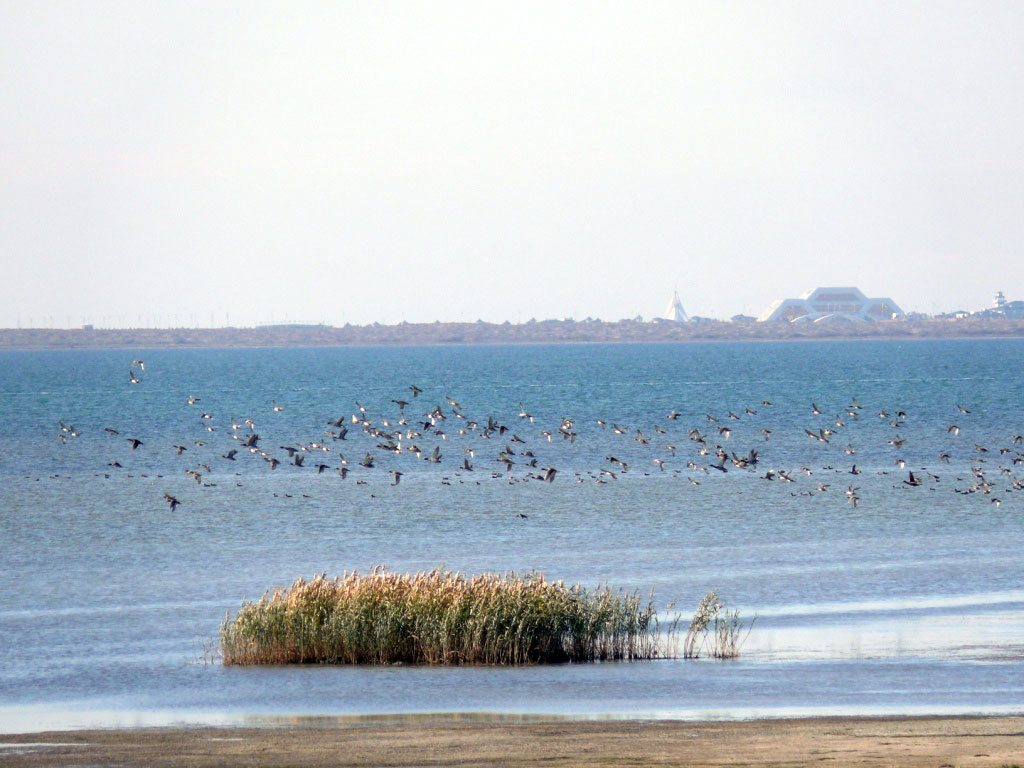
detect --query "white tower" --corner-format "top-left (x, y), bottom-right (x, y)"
top-left (663, 291), bottom-right (688, 322)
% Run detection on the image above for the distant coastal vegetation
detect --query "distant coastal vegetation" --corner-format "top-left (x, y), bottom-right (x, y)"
top-left (2, 316), bottom-right (1023, 349)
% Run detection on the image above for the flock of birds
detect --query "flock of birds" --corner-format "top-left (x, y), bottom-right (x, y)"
top-left (51, 359), bottom-right (1024, 515)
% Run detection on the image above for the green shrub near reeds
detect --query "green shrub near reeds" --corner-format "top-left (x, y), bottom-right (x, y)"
top-left (220, 567), bottom-right (677, 665)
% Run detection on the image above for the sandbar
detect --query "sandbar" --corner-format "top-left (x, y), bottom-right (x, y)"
top-left (1, 715), bottom-right (1023, 767)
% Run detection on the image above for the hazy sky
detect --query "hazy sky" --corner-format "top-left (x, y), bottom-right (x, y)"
top-left (2, 2), bottom-right (1022, 327)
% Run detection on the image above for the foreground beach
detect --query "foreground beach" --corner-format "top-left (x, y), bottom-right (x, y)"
top-left (2, 715), bottom-right (1023, 767)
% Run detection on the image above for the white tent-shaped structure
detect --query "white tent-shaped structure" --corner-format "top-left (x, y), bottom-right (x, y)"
top-left (663, 291), bottom-right (688, 322)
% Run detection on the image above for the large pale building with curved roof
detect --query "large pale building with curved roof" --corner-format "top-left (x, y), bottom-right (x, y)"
top-left (758, 287), bottom-right (903, 323)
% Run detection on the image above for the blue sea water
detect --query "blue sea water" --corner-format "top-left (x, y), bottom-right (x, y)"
top-left (1, 339), bottom-right (1023, 732)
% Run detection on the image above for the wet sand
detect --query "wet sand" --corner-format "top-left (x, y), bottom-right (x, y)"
top-left (2, 715), bottom-right (1023, 767)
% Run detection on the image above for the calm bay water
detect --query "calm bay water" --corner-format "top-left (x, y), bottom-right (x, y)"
top-left (1, 340), bottom-right (1022, 731)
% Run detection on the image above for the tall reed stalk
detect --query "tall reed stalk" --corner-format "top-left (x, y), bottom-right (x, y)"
top-left (220, 567), bottom-right (678, 665)
top-left (682, 591), bottom-right (751, 660)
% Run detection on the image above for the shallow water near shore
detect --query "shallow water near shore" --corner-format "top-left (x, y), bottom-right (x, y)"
top-left (1, 340), bottom-right (1023, 732)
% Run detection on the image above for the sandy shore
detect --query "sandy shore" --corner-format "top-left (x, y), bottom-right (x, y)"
top-left (1, 715), bottom-right (1023, 767)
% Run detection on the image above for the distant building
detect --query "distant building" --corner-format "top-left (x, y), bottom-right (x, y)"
top-left (758, 287), bottom-right (903, 323)
top-left (661, 291), bottom-right (688, 322)
top-left (977, 290), bottom-right (1024, 318)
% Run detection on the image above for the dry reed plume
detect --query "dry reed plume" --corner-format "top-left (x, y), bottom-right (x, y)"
top-left (220, 567), bottom-right (677, 665)
top-left (682, 591), bottom-right (751, 659)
